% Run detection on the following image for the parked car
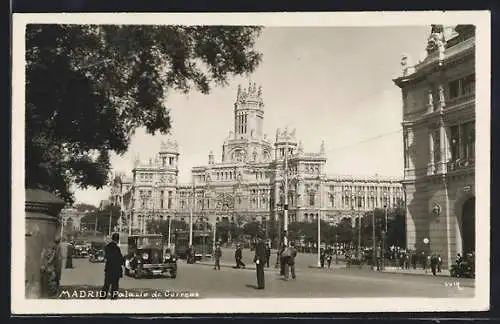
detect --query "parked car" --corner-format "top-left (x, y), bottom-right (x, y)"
top-left (124, 234), bottom-right (177, 279)
top-left (88, 241), bottom-right (106, 263)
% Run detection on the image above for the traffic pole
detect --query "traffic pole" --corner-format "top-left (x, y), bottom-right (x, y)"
top-left (372, 210), bottom-right (377, 270)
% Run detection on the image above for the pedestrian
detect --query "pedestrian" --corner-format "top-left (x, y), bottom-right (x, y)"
top-left (65, 241), bottom-right (74, 269)
top-left (253, 236), bottom-right (267, 289)
top-left (100, 233), bottom-right (124, 300)
top-left (279, 243), bottom-right (286, 275)
top-left (430, 254), bottom-right (437, 276)
top-left (286, 241), bottom-right (298, 280)
top-left (282, 244), bottom-right (292, 280)
top-left (40, 237), bottom-right (62, 298)
top-left (326, 248), bottom-right (333, 269)
top-left (265, 243), bottom-right (271, 268)
top-left (437, 255), bottom-right (442, 273)
top-left (213, 243), bottom-right (222, 270)
top-left (320, 248), bottom-right (325, 269)
top-left (235, 244), bottom-right (246, 269)
top-left (376, 246), bottom-right (381, 271)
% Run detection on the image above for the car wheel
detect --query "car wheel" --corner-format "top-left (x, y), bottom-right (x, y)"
top-left (170, 272), bottom-right (177, 279)
top-left (125, 268), bottom-right (130, 276)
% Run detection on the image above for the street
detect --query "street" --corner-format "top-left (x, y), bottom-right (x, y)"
top-left (60, 258), bottom-right (474, 298)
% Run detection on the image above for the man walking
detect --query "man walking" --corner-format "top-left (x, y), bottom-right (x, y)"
top-left (214, 243), bottom-right (222, 270)
top-left (253, 236), bottom-right (267, 289)
top-left (234, 244), bottom-right (246, 269)
top-left (285, 241), bottom-right (298, 280)
top-left (65, 241), bottom-right (74, 269)
top-left (100, 233), bottom-right (124, 299)
top-left (265, 243), bottom-right (271, 268)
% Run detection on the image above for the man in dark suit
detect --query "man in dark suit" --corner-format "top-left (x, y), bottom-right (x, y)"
top-left (100, 233), bottom-right (124, 299)
top-left (265, 243), bottom-right (271, 268)
top-left (235, 244), bottom-right (246, 269)
top-left (253, 236), bottom-right (267, 289)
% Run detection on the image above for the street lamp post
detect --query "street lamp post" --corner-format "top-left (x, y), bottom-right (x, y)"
top-left (167, 215), bottom-right (172, 248)
top-left (189, 179), bottom-right (195, 246)
top-left (372, 209), bottom-right (377, 270)
top-left (283, 144), bottom-right (289, 242)
top-left (317, 212), bottom-right (321, 267)
top-left (383, 204), bottom-right (388, 270)
top-left (213, 218), bottom-right (218, 254)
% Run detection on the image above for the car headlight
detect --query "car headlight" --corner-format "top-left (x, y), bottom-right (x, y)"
top-left (142, 253), bottom-right (149, 260)
top-left (172, 258), bottom-right (176, 262)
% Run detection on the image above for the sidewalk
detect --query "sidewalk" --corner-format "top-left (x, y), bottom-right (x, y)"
top-left (381, 267), bottom-right (451, 277)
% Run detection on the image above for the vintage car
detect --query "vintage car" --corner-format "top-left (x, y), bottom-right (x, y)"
top-left (88, 241), bottom-right (106, 263)
top-left (124, 234), bottom-right (177, 279)
top-left (73, 243), bottom-right (90, 258)
top-left (450, 254), bottom-right (475, 278)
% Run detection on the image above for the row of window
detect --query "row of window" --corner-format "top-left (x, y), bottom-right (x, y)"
top-left (404, 121), bottom-right (475, 170)
top-left (448, 74), bottom-right (475, 100)
top-left (338, 186), bottom-right (401, 195)
top-left (278, 147), bottom-right (294, 157)
top-left (160, 156), bottom-right (176, 167)
top-left (236, 113), bottom-right (248, 134)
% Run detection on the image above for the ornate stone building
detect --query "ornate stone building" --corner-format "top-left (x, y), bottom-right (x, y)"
top-left (393, 25), bottom-right (475, 268)
top-left (59, 206), bottom-right (86, 232)
top-left (117, 82), bottom-right (404, 236)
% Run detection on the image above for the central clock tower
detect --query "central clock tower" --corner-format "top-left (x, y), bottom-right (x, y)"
top-left (221, 81), bottom-right (273, 164)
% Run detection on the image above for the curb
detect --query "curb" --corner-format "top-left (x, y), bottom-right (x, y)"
top-left (195, 262), bottom-right (278, 272)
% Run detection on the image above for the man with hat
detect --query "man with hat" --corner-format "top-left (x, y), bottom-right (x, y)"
top-left (100, 233), bottom-right (124, 299)
top-left (234, 243), bottom-right (246, 269)
top-left (253, 233), bottom-right (267, 289)
top-left (213, 242), bottom-right (222, 270)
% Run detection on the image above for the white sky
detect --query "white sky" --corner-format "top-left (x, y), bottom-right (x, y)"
top-left (73, 26), bottom-right (431, 205)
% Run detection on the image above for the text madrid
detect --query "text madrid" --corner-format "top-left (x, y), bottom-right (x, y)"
top-left (58, 290), bottom-right (200, 299)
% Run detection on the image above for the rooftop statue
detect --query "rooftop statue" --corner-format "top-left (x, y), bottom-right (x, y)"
top-left (426, 24), bottom-right (446, 55)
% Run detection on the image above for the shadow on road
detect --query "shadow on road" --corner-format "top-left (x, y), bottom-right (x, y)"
top-left (244, 284), bottom-right (260, 290)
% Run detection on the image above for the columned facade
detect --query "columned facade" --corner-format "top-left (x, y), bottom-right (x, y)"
top-left (394, 25), bottom-right (475, 268)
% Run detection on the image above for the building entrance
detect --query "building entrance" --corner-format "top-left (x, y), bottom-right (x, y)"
top-left (461, 196), bottom-right (475, 255)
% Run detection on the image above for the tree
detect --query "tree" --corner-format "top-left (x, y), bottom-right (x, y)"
top-left (26, 25), bottom-right (263, 201)
top-left (73, 203), bottom-right (98, 213)
top-left (288, 221), bottom-right (336, 244)
top-left (242, 221), bottom-right (261, 238)
top-left (80, 204), bottom-right (121, 234)
top-left (358, 208), bottom-right (406, 248)
top-left (335, 217), bottom-right (354, 244)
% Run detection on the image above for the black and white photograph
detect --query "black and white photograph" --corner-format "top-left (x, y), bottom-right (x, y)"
top-left (12, 11), bottom-right (490, 314)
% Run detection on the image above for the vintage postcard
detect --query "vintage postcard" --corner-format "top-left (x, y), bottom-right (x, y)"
top-left (12, 11), bottom-right (490, 314)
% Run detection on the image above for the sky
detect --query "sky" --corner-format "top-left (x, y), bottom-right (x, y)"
top-left (73, 26), bottom-right (431, 206)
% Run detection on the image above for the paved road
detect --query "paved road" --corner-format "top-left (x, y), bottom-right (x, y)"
top-left (60, 259), bottom-right (474, 298)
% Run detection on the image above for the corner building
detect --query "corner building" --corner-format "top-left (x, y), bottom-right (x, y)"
top-left (117, 83), bottom-right (404, 240)
top-left (393, 25), bottom-right (475, 268)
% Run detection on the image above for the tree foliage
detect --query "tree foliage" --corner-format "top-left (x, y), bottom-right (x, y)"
top-left (80, 204), bottom-right (122, 234)
top-left (26, 24), bottom-right (263, 201)
top-left (73, 203), bottom-right (98, 213)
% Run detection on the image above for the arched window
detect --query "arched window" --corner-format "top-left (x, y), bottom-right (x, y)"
top-left (309, 192), bottom-right (315, 206)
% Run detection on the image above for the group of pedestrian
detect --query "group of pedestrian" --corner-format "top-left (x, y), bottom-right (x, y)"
top-left (278, 241), bottom-right (298, 280)
top-left (40, 237), bottom-right (63, 298)
top-left (319, 247), bottom-right (335, 269)
top-left (39, 233), bottom-right (124, 299)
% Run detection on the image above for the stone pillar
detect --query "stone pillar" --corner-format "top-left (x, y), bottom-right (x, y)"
top-left (427, 88), bottom-right (434, 113)
top-left (427, 130), bottom-right (435, 176)
top-left (438, 84), bottom-right (446, 111)
top-left (25, 189), bottom-right (65, 298)
top-left (437, 119), bottom-right (448, 174)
